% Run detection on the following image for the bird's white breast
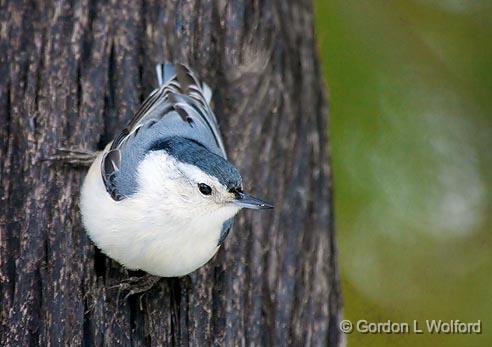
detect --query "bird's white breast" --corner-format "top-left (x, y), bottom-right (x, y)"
top-left (80, 152), bottom-right (239, 277)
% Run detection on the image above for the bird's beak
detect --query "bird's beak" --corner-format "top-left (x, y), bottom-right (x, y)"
top-left (232, 191), bottom-right (274, 210)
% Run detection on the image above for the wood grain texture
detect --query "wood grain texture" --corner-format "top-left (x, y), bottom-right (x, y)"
top-left (0, 0), bottom-right (342, 346)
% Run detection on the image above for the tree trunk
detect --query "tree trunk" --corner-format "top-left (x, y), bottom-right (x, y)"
top-left (0, 0), bottom-right (342, 346)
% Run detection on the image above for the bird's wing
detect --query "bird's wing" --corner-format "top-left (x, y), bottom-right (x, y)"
top-left (218, 217), bottom-right (234, 245)
top-left (101, 63), bottom-right (226, 201)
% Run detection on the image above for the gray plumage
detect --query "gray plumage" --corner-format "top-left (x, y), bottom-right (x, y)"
top-left (102, 63), bottom-right (235, 200)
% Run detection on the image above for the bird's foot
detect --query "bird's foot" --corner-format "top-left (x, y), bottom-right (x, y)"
top-left (45, 147), bottom-right (98, 167)
top-left (110, 274), bottom-right (162, 301)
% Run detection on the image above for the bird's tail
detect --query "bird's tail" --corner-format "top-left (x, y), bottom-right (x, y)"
top-left (155, 63), bottom-right (212, 103)
top-left (154, 62), bottom-right (225, 157)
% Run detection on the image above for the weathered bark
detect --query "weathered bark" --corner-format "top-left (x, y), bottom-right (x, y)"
top-left (0, 0), bottom-right (341, 346)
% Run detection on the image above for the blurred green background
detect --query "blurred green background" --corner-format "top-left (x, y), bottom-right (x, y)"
top-left (314, 1), bottom-right (492, 346)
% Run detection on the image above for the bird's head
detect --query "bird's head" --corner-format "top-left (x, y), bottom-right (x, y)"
top-left (136, 137), bottom-right (273, 219)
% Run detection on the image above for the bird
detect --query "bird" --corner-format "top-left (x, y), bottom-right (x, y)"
top-left (80, 63), bottom-right (273, 278)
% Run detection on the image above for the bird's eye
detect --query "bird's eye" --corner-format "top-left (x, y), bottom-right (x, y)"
top-left (198, 183), bottom-right (212, 195)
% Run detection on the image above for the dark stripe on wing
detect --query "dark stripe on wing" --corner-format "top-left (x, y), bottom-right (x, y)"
top-left (101, 149), bottom-right (124, 201)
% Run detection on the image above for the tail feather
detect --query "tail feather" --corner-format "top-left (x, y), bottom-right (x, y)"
top-left (175, 64), bottom-right (199, 94)
top-left (152, 62), bottom-right (224, 156)
top-left (155, 63), bottom-right (178, 87)
top-left (201, 82), bottom-right (212, 103)
top-left (155, 63), bottom-right (213, 103)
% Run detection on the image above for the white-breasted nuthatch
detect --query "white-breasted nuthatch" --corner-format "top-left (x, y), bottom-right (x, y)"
top-left (80, 63), bottom-right (273, 277)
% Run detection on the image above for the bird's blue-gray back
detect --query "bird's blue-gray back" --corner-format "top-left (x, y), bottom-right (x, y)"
top-left (102, 63), bottom-right (229, 200)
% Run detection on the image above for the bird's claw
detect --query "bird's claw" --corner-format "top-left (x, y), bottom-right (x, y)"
top-left (44, 147), bottom-right (98, 167)
top-left (109, 274), bottom-right (161, 301)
